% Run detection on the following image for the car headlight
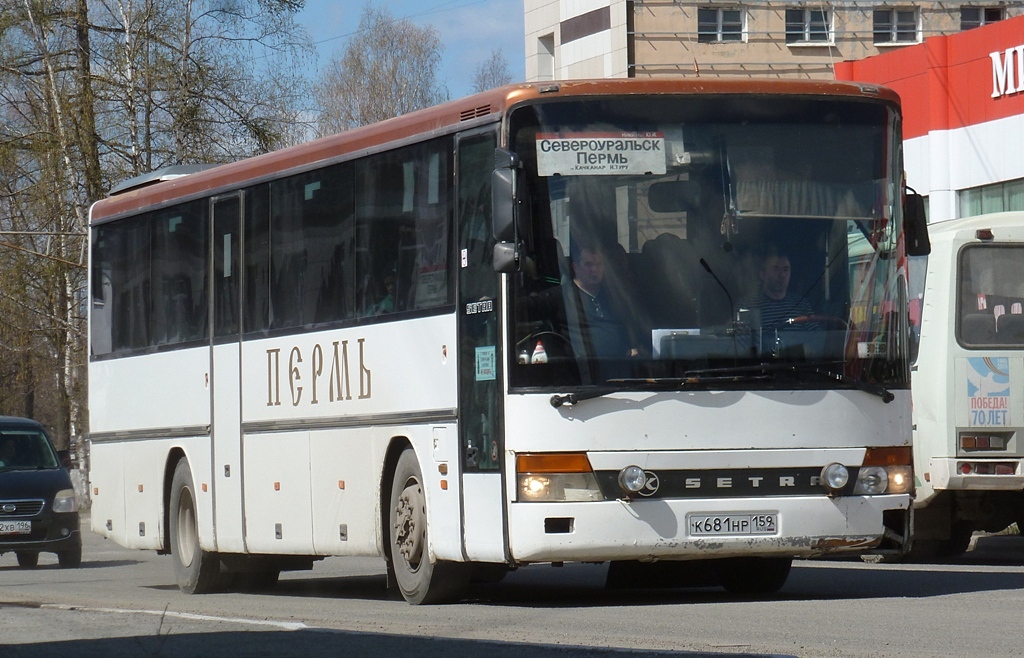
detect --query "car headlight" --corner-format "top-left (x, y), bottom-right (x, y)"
top-left (52, 488), bottom-right (79, 513)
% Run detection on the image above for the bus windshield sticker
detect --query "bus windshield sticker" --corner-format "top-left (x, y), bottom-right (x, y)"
top-left (536, 132), bottom-right (666, 176)
top-left (475, 346), bottom-right (496, 381)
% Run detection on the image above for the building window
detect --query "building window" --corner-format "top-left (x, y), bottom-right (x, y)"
top-left (785, 7), bottom-right (831, 44)
top-left (537, 34), bottom-right (554, 82)
top-left (958, 178), bottom-right (1024, 217)
top-left (697, 7), bottom-right (743, 43)
top-left (873, 8), bottom-right (919, 44)
top-left (961, 7), bottom-right (1003, 31)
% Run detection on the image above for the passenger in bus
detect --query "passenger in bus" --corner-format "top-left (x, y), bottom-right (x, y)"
top-left (367, 275), bottom-right (395, 315)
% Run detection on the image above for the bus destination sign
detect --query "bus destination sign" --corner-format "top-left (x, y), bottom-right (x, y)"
top-left (536, 132), bottom-right (666, 176)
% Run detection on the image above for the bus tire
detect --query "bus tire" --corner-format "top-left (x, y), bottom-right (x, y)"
top-left (718, 557), bottom-right (792, 595)
top-left (169, 458), bottom-right (223, 594)
top-left (388, 448), bottom-right (469, 604)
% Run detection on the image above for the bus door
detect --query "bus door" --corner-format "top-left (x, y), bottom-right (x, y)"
top-left (456, 130), bottom-right (508, 562)
top-left (209, 193), bottom-right (246, 553)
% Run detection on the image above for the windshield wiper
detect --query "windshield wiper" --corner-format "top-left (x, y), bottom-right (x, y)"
top-left (549, 389), bottom-right (615, 408)
top-left (549, 372), bottom-right (772, 408)
top-left (787, 362), bottom-right (895, 403)
top-left (685, 361), bottom-right (894, 403)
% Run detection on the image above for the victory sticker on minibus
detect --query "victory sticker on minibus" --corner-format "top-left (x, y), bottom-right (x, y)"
top-left (536, 132), bottom-right (667, 176)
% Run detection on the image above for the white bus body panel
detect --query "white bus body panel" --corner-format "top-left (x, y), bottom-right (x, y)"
top-left (507, 495), bottom-right (904, 562)
top-left (506, 389), bottom-right (909, 453)
top-left (912, 212), bottom-right (1024, 507)
top-left (90, 437), bottom-right (213, 551)
top-left (461, 473), bottom-right (507, 562)
top-left (240, 317), bottom-right (457, 424)
top-left (235, 316), bottom-right (460, 558)
top-left (88, 440), bottom-right (125, 542)
top-left (90, 315), bottom-right (463, 561)
top-left (212, 342), bottom-right (245, 553)
top-left (89, 349), bottom-right (210, 433)
top-left (504, 388), bottom-right (911, 562)
top-left (89, 347), bottom-right (213, 550)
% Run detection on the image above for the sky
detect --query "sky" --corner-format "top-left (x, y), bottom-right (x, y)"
top-left (294, 0), bottom-right (527, 100)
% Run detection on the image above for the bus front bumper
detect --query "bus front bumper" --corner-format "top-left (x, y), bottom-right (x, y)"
top-left (507, 494), bottom-right (910, 563)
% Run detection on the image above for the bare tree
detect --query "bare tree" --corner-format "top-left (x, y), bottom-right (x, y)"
top-left (471, 48), bottom-right (514, 93)
top-left (315, 4), bottom-right (449, 135)
top-left (0, 0), bottom-right (313, 449)
top-left (0, 0), bottom-right (92, 447)
top-left (89, 0), bottom-right (316, 182)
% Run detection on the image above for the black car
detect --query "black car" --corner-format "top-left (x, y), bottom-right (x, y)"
top-left (0, 416), bottom-right (82, 568)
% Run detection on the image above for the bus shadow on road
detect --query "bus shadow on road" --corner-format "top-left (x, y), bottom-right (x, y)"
top-left (247, 553), bottom-right (1024, 608)
top-left (176, 535), bottom-right (1024, 608)
top-left (0, 629), bottom-right (771, 658)
top-left (0, 558), bottom-right (144, 572)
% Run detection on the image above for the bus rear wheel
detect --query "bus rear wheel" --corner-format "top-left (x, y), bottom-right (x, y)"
top-left (169, 458), bottom-right (224, 594)
top-left (388, 448), bottom-right (469, 604)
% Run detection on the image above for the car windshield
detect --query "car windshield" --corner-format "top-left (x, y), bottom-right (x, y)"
top-left (507, 95), bottom-right (908, 393)
top-left (0, 429), bottom-right (60, 470)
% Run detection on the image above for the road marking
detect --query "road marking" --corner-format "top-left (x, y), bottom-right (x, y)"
top-left (39, 603), bottom-right (308, 631)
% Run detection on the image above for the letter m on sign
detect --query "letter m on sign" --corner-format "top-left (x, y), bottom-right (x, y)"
top-left (991, 46), bottom-right (1024, 99)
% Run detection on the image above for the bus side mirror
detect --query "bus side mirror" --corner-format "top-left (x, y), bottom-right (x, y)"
top-left (492, 148), bottom-right (518, 242)
top-left (492, 147), bottom-right (521, 272)
top-left (904, 191), bottom-right (930, 256)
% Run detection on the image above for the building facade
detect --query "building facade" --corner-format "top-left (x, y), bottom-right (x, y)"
top-left (524, 3), bottom-right (1024, 221)
top-left (525, 2), bottom-right (1022, 82)
top-left (836, 15), bottom-right (1024, 222)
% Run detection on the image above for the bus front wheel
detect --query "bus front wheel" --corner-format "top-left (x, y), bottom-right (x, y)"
top-left (169, 458), bottom-right (224, 594)
top-left (388, 448), bottom-right (469, 604)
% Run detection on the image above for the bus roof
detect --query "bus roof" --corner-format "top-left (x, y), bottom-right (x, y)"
top-left (926, 211), bottom-right (1024, 242)
top-left (90, 78), bottom-right (899, 226)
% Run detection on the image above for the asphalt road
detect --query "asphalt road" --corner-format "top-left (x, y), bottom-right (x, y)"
top-left (3, 514), bottom-right (1024, 657)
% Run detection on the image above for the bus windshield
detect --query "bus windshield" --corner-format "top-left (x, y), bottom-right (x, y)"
top-left (508, 95), bottom-right (907, 393)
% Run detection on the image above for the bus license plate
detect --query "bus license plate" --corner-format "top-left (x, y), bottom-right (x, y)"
top-left (687, 513), bottom-right (777, 536)
top-left (0, 520), bottom-right (32, 535)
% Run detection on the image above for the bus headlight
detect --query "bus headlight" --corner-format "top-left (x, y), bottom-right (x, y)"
top-left (516, 453), bottom-right (604, 502)
top-left (820, 463), bottom-right (850, 492)
top-left (518, 473), bottom-right (603, 501)
top-left (617, 465), bottom-right (647, 494)
top-left (852, 465), bottom-right (913, 495)
top-left (855, 447), bottom-right (914, 495)
top-left (884, 465), bottom-right (913, 494)
top-left (853, 466), bottom-right (888, 494)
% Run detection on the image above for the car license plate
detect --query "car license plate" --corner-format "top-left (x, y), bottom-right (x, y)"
top-left (687, 512), bottom-right (777, 536)
top-left (0, 520), bottom-right (32, 535)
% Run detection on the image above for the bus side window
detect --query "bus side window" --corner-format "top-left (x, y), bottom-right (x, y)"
top-left (961, 313), bottom-right (996, 345)
top-left (997, 313), bottom-right (1024, 344)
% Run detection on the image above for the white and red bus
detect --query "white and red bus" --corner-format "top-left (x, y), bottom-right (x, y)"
top-left (88, 79), bottom-right (925, 604)
top-left (910, 212), bottom-right (1024, 557)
